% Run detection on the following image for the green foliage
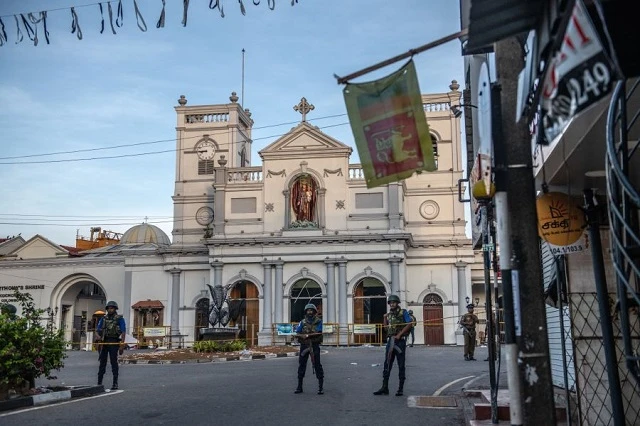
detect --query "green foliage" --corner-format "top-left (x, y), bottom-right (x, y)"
top-left (192, 339), bottom-right (246, 353)
top-left (0, 291), bottom-right (67, 395)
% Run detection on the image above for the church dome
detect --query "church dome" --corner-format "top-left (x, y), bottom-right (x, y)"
top-left (119, 223), bottom-right (171, 246)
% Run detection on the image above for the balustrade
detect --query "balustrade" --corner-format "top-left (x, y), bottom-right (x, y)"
top-left (185, 113), bottom-right (229, 124)
top-left (422, 102), bottom-right (450, 112)
top-left (227, 167), bottom-right (263, 183)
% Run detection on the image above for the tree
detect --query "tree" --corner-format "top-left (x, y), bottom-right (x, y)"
top-left (0, 291), bottom-right (67, 399)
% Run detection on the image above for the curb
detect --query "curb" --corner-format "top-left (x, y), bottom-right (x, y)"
top-left (0, 385), bottom-right (104, 412)
top-left (120, 351), bottom-right (298, 364)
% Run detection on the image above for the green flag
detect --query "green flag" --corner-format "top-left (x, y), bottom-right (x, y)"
top-left (343, 60), bottom-right (436, 188)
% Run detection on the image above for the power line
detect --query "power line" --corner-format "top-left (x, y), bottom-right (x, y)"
top-left (0, 113), bottom-right (349, 160)
top-left (0, 219), bottom-right (175, 227)
top-left (0, 122), bottom-right (351, 165)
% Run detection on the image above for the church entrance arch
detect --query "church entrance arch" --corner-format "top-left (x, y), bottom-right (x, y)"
top-left (55, 276), bottom-right (106, 350)
top-left (353, 278), bottom-right (386, 345)
top-left (423, 293), bottom-right (444, 345)
top-left (290, 279), bottom-right (322, 323)
top-left (227, 280), bottom-right (260, 346)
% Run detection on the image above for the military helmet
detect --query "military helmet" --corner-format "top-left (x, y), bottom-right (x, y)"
top-left (466, 303), bottom-right (475, 309)
top-left (408, 310), bottom-right (413, 314)
top-left (1, 303), bottom-right (17, 315)
top-left (387, 295), bottom-right (401, 304)
top-left (105, 300), bottom-right (119, 309)
top-left (304, 303), bottom-right (317, 313)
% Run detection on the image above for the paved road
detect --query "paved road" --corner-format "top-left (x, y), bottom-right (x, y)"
top-left (1, 345), bottom-right (506, 426)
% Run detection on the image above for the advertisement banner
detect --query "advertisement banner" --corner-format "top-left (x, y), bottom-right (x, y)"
top-left (276, 323), bottom-right (296, 336)
top-left (540, 0), bottom-right (614, 145)
top-left (343, 60), bottom-right (436, 188)
top-left (536, 192), bottom-right (586, 247)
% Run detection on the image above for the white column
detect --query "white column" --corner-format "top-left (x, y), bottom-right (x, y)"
top-left (455, 261), bottom-right (468, 345)
top-left (274, 261), bottom-right (284, 324)
top-left (324, 260), bottom-right (336, 324)
top-left (389, 256), bottom-right (402, 296)
top-left (262, 262), bottom-right (272, 332)
top-left (170, 268), bottom-right (182, 347)
top-left (337, 259), bottom-right (348, 327)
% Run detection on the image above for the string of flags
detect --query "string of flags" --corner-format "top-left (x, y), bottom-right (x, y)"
top-left (0, 0), bottom-right (301, 47)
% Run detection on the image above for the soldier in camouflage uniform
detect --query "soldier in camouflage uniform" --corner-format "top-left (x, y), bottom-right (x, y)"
top-left (95, 300), bottom-right (126, 389)
top-left (459, 303), bottom-right (479, 361)
top-left (373, 295), bottom-right (412, 396)
top-left (294, 303), bottom-right (324, 395)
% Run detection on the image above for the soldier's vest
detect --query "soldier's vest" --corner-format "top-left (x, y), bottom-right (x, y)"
top-left (103, 315), bottom-right (122, 339)
top-left (387, 309), bottom-right (408, 336)
top-left (300, 316), bottom-right (322, 343)
top-left (461, 314), bottom-right (477, 330)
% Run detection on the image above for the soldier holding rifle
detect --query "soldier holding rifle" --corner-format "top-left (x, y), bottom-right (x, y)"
top-left (373, 295), bottom-right (412, 396)
top-left (294, 303), bottom-right (324, 395)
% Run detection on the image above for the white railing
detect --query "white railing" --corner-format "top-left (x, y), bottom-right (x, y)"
top-left (227, 167), bottom-right (263, 183)
top-left (186, 113), bottom-right (229, 124)
top-left (423, 102), bottom-right (450, 112)
top-left (348, 165), bottom-right (365, 180)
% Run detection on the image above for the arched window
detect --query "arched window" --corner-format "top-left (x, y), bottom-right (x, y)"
top-left (430, 133), bottom-right (439, 169)
top-left (290, 279), bottom-right (322, 323)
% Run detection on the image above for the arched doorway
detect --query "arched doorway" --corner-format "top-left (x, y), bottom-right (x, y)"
top-left (290, 279), bottom-right (322, 323)
top-left (58, 280), bottom-right (107, 350)
top-left (194, 298), bottom-right (209, 341)
top-left (228, 281), bottom-right (260, 346)
top-left (423, 293), bottom-right (444, 345)
top-left (353, 278), bottom-right (386, 344)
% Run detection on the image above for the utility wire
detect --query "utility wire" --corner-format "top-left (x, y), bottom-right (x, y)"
top-left (0, 122), bottom-right (351, 165)
top-left (0, 113), bottom-right (349, 160)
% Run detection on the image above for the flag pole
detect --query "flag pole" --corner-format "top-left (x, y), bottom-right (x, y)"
top-left (334, 29), bottom-right (467, 85)
top-left (241, 48), bottom-right (245, 107)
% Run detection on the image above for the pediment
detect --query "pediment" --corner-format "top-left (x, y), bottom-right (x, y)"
top-left (260, 122), bottom-right (352, 159)
top-left (8, 234), bottom-right (69, 259)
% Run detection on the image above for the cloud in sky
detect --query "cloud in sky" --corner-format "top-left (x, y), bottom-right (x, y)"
top-left (0, 0), bottom-right (464, 245)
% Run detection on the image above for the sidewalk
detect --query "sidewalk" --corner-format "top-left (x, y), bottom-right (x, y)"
top-left (0, 386), bottom-right (104, 412)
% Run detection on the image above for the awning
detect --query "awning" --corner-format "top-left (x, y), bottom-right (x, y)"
top-left (131, 300), bottom-right (164, 309)
top-left (466, 0), bottom-right (544, 53)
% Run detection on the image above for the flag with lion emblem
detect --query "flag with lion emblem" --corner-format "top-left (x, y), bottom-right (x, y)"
top-left (343, 60), bottom-right (436, 188)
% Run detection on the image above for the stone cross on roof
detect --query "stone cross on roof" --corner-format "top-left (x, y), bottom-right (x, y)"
top-left (293, 97), bottom-right (315, 122)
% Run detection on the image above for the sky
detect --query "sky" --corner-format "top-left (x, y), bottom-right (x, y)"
top-left (0, 0), bottom-right (465, 246)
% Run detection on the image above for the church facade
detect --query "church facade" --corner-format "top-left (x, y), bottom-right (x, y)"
top-left (0, 83), bottom-right (475, 348)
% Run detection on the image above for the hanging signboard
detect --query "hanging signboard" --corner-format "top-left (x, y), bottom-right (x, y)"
top-left (536, 192), bottom-right (586, 246)
top-left (343, 60), bottom-right (437, 189)
top-left (540, 0), bottom-right (614, 145)
top-left (548, 230), bottom-right (589, 255)
top-left (353, 324), bottom-right (377, 335)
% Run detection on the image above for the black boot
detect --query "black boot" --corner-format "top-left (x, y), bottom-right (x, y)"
top-left (317, 378), bottom-right (324, 395)
top-left (111, 381), bottom-right (118, 390)
top-left (97, 375), bottom-right (103, 386)
top-left (396, 379), bottom-right (405, 396)
top-left (294, 378), bottom-right (303, 394)
top-left (373, 378), bottom-right (389, 395)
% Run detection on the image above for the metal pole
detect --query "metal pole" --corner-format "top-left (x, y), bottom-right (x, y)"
top-left (334, 29), bottom-right (467, 84)
top-left (492, 79), bottom-right (523, 426)
top-left (241, 48), bottom-right (245, 108)
top-left (583, 188), bottom-right (625, 425)
top-left (495, 37), bottom-right (555, 424)
top-left (555, 257), bottom-right (573, 426)
top-left (481, 202), bottom-right (499, 423)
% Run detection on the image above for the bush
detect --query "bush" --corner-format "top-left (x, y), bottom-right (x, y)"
top-left (192, 340), bottom-right (246, 353)
top-left (0, 291), bottom-right (67, 398)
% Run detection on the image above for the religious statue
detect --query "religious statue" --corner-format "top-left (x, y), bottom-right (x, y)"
top-left (291, 177), bottom-right (317, 223)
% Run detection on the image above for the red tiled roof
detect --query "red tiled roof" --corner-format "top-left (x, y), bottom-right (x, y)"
top-left (60, 245), bottom-right (83, 256)
top-left (132, 300), bottom-right (164, 309)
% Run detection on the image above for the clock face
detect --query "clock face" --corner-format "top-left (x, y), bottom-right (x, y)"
top-left (195, 207), bottom-right (214, 226)
top-left (197, 140), bottom-right (216, 160)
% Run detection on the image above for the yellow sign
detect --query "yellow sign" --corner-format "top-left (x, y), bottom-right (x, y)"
top-left (143, 327), bottom-right (167, 337)
top-left (536, 192), bottom-right (586, 246)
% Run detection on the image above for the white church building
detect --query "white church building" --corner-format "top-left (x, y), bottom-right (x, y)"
top-left (0, 82), bottom-right (475, 347)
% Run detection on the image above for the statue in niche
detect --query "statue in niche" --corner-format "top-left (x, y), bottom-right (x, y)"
top-left (291, 175), bottom-right (317, 227)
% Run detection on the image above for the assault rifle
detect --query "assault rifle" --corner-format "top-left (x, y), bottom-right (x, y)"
top-left (384, 336), bottom-right (403, 373)
top-left (296, 332), bottom-right (324, 376)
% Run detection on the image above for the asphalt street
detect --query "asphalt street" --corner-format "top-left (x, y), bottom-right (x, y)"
top-left (1, 345), bottom-right (503, 426)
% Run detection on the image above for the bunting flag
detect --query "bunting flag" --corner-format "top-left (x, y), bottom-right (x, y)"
top-left (343, 60), bottom-right (436, 189)
top-left (0, 0), bottom-right (301, 47)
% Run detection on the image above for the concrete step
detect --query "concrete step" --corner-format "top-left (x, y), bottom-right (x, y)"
top-left (469, 389), bottom-right (567, 422)
top-left (469, 421), bottom-right (567, 426)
